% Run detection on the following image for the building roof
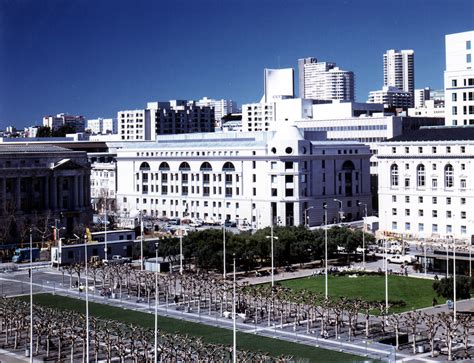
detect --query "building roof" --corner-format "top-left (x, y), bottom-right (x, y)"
top-left (0, 144), bottom-right (73, 153)
top-left (388, 126), bottom-right (474, 142)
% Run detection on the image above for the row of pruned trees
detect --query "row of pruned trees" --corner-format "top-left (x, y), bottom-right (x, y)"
top-left (0, 297), bottom-right (290, 362)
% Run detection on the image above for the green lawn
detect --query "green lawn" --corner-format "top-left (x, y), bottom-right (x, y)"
top-left (278, 275), bottom-right (445, 313)
top-left (25, 294), bottom-right (371, 363)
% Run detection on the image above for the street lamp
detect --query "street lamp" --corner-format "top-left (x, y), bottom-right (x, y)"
top-left (29, 228), bottom-right (33, 362)
top-left (154, 241), bottom-right (159, 363)
top-left (323, 202), bottom-right (328, 299)
top-left (384, 211), bottom-right (389, 315)
top-left (223, 223), bottom-right (226, 279)
top-left (266, 223), bottom-right (279, 287)
top-left (333, 199), bottom-right (343, 224)
top-left (357, 202), bottom-right (368, 269)
top-left (232, 253), bottom-right (237, 363)
top-left (104, 191), bottom-right (109, 262)
top-left (83, 234), bottom-right (89, 362)
top-left (179, 230), bottom-right (184, 275)
top-left (304, 206), bottom-right (314, 228)
top-left (140, 211), bottom-right (144, 271)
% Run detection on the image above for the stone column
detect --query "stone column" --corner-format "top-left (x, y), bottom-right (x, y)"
top-left (16, 177), bottom-right (21, 210)
top-left (44, 176), bottom-right (49, 210)
top-left (51, 176), bottom-right (57, 210)
top-left (74, 175), bottom-right (79, 209)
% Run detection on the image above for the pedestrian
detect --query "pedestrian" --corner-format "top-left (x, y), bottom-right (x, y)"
top-left (432, 297), bottom-right (438, 307)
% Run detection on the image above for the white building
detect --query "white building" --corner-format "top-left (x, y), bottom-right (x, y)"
top-left (43, 113), bottom-right (86, 133)
top-left (90, 153), bottom-right (117, 212)
top-left (368, 86), bottom-right (413, 109)
top-left (118, 101), bottom-right (214, 141)
top-left (383, 49), bottom-right (415, 95)
top-left (298, 58), bottom-right (354, 101)
top-left (87, 118), bottom-right (117, 135)
top-left (115, 126), bottom-right (372, 227)
top-left (241, 98), bottom-right (313, 132)
top-left (444, 30), bottom-right (474, 126)
top-left (264, 68), bottom-right (294, 102)
top-left (196, 97), bottom-right (239, 126)
top-left (408, 99), bottom-right (445, 118)
top-left (414, 88), bottom-right (431, 108)
top-left (377, 126), bottom-right (474, 240)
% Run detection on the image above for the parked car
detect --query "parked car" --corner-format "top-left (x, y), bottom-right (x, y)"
top-left (224, 220), bottom-right (237, 228)
top-left (387, 254), bottom-right (416, 264)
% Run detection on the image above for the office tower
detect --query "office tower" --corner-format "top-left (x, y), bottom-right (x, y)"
top-left (298, 58), bottom-right (354, 101)
top-left (444, 30), bottom-right (474, 126)
top-left (383, 49), bottom-right (415, 95)
top-left (196, 97), bottom-right (239, 125)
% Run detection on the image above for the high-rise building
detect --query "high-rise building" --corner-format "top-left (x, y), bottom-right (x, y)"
top-left (196, 97), bottom-right (239, 126)
top-left (298, 58), bottom-right (354, 101)
top-left (118, 101), bottom-right (214, 141)
top-left (383, 49), bottom-right (415, 96)
top-left (444, 30), bottom-right (474, 126)
top-left (414, 88), bottom-right (431, 108)
top-left (87, 118), bottom-right (117, 135)
top-left (367, 86), bottom-right (412, 109)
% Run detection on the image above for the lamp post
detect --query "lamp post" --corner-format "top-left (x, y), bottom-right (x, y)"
top-left (140, 211), bottom-right (144, 271)
top-left (104, 191), bottom-right (108, 262)
top-left (154, 242), bottom-right (159, 363)
top-left (179, 230), bottom-right (183, 275)
top-left (323, 202), bottom-right (328, 299)
top-left (29, 228), bottom-right (33, 362)
top-left (84, 234), bottom-right (89, 362)
top-left (384, 211), bottom-right (388, 314)
top-left (223, 224), bottom-right (226, 279)
top-left (453, 237), bottom-right (457, 323)
top-left (446, 236), bottom-right (450, 279)
top-left (423, 237), bottom-right (427, 277)
top-left (304, 206), bottom-right (314, 228)
top-left (266, 223), bottom-right (279, 287)
top-left (357, 202), bottom-right (368, 269)
top-left (333, 199), bottom-right (343, 224)
top-left (232, 254), bottom-right (237, 363)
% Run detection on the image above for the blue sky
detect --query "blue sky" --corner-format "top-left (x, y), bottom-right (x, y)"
top-left (0, 0), bottom-right (473, 129)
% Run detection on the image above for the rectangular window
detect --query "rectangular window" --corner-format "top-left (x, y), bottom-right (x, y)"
top-left (467, 54), bottom-right (472, 63)
top-left (404, 178), bottom-right (410, 187)
top-left (452, 106), bottom-right (457, 115)
top-left (405, 222), bottom-right (411, 230)
top-left (418, 223), bottom-right (424, 232)
top-left (452, 79), bottom-right (457, 87)
top-left (467, 40), bottom-right (472, 50)
top-left (432, 210), bottom-right (438, 218)
top-left (418, 196), bottom-right (423, 203)
top-left (447, 225), bottom-right (452, 234)
top-left (461, 197), bottom-right (466, 205)
top-left (432, 179), bottom-right (438, 188)
top-left (461, 211), bottom-right (466, 219)
top-left (446, 211), bottom-right (452, 218)
top-left (418, 210), bottom-right (424, 217)
top-left (461, 225), bottom-right (467, 234)
top-left (433, 196), bottom-right (437, 204)
top-left (452, 93), bottom-right (457, 102)
top-left (432, 146), bottom-right (437, 154)
top-left (405, 209), bottom-right (410, 216)
top-left (392, 208), bottom-right (397, 216)
top-left (447, 197), bottom-right (451, 205)
top-left (432, 224), bottom-right (438, 233)
top-left (461, 179), bottom-right (466, 189)
top-left (392, 195), bottom-right (396, 202)
top-left (392, 222), bottom-right (397, 230)
top-left (405, 196), bottom-right (410, 203)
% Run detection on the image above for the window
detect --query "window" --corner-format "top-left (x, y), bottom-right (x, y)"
top-left (452, 79), bottom-right (457, 87)
top-left (447, 197), bottom-right (451, 205)
top-left (432, 178), bottom-right (438, 188)
top-left (467, 54), bottom-right (472, 63)
top-left (392, 222), bottom-right (397, 230)
top-left (432, 210), bottom-right (438, 218)
top-left (405, 196), bottom-right (410, 203)
top-left (447, 146), bottom-right (451, 153)
top-left (392, 208), bottom-right (397, 216)
top-left (405, 147), bottom-right (409, 153)
top-left (461, 225), bottom-right (467, 234)
top-left (446, 211), bottom-right (452, 218)
top-left (392, 195), bottom-right (397, 202)
top-left (452, 93), bottom-right (457, 102)
top-left (461, 147), bottom-right (466, 154)
top-left (418, 210), bottom-right (424, 217)
top-left (405, 222), bottom-right (411, 230)
top-left (432, 146), bottom-right (437, 154)
top-left (461, 197), bottom-right (466, 205)
top-left (447, 225), bottom-right (452, 234)
top-left (445, 164), bottom-right (454, 188)
top-left (432, 224), bottom-right (438, 233)
top-left (404, 178), bottom-right (410, 188)
top-left (468, 40), bottom-right (472, 50)
top-left (390, 164), bottom-right (399, 186)
top-left (433, 197), bottom-right (437, 204)
top-left (418, 146), bottom-right (423, 153)
top-left (418, 223), bottom-right (424, 232)
top-left (405, 163), bottom-right (410, 170)
top-left (392, 147), bottom-right (396, 154)
top-left (433, 164), bottom-right (437, 171)
top-left (416, 164), bottom-right (425, 187)
top-left (461, 179), bottom-right (466, 189)
top-left (452, 106), bottom-right (457, 115)
top-left (418, 196), bottom-right (423, 203)
top-left (461, 211), bottom-right (466, 219)
top-left (405, 209), bottom-right (410, 216)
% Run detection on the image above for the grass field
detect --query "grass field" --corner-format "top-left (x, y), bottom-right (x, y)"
top-left (24, 294), bottom-right (371, 363)
top-left (278, 275), bottom-right (445, 313)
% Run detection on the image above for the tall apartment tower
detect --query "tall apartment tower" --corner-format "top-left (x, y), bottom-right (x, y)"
top-left (444, 30), bottom-right (474, 126)
top-left (383, 50), bottom-right (415, 95)
top-left (298, 58), bottom-right (354, 101)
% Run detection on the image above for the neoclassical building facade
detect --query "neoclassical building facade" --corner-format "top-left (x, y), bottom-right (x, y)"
top-left (0, 145), bottom-right (92, 242)
top-left (378, 126), bottom-right (474, 239)
top-left (115, 126), bottom-right (372, 228)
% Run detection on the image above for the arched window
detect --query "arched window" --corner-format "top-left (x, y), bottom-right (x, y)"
top-left (342, 160), bottom-right (355, 170)
top-left (445, 164), bottom-right (454, 188)
top-left (159, 162), bottom-right (170, 171)
top-left (390, 164), bottom-right (399, 187)
top-left (179, 162), bottom-right (191, 171)
top-left (416, 164), bottom-right (425, 187)
top-left (222, 162), bottom-right (235, 172)
top-left (200, 162), bottom-right (212, 171)
top-left (139, 162), bottom-right (150, 171)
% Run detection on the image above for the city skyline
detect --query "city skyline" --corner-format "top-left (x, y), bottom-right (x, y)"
top-left (0, 0), bottom-right (473, 129)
